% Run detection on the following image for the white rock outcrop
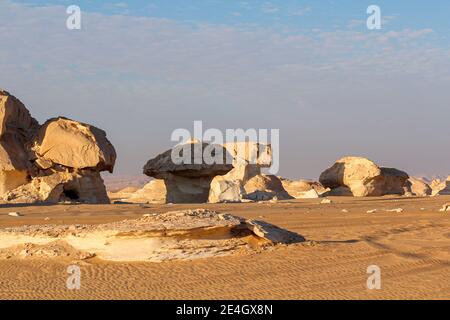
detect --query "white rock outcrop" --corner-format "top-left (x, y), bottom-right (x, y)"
top-left (319, 156), bottom-right (410, 197)
top-left (0, 89), bottom-right (116, 204)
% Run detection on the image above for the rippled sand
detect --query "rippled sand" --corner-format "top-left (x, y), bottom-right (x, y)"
top-left (0, 196), bottom-right (449, 299)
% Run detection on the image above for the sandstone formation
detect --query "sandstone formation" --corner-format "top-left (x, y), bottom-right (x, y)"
top-left (0, 209), bottom-right (305, 262)
top-left (0, 89), bottom-right (116, 204)
top-left (144, 141), bottom-right (233, 203)
top-left (319, 156), bottom-right (410, 197)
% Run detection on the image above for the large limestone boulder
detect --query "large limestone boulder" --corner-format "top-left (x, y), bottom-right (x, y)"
top-left (0, 90), bottom-right (39, 195)
top-left (144, 141), bottom-right (233, 203)
top-left (30, 117), bottom-right (116, 172)
top-left (319, 156), bottom-right (409, 197)
top-left (0, 89), bottom-right (116, 204)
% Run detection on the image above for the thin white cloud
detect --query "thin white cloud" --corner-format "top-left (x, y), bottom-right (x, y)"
top-left (0, 0), bottom-right (449, 178)
top-left (290, 6), bottom-right (312, 17)
top-left (261, 2), bottom-right (279, 14)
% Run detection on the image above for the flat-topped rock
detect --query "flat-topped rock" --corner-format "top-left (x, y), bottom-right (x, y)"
top-left (0, 209), bottom-right (305, 262)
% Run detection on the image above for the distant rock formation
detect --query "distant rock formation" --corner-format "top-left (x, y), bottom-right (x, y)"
top-left (431, 176), bottom-right (450, 196)
top-left (319, 156), bottom-right (410, 197)
top-left (0, 89), bottom-right (116, 204)
top-left (111, 179), bottom-right (167, 204)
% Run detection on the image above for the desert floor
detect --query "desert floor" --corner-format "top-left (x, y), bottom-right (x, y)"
top-left (0, 196), bottom-right (449, 300)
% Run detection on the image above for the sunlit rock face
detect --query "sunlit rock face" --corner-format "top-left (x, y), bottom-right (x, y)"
top-left (0, 89), bottom-right (116, 204)
top-left (0, 90), bottom-right (39, 195)
top-left (319, 156), bottom-right (410, 197)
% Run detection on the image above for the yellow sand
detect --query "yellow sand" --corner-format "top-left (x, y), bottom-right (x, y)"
top-left (0, 195), bottom-right (448, 299)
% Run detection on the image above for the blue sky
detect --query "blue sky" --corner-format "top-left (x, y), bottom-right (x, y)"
top-left (15, 0), bottom-right (450, 34)
top-left (2, 1), bottom-right (450, 178)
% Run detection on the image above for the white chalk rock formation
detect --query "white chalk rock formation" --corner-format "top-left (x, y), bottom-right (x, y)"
top-left (31, 117), bottom-right (115, 172)
top-left (280, 178), bottom-right (327, 199)
top-left (243, 174), bottom-right (292, 201)
top-left (0, 209), bottom-right (305, 262)
top-left (406, 177), bottom-right (431, 197)
top-left (319, 156), bottom-right (410, 197)
top-left (0, 89), bottom-right (116, 204)
top-left (431, 176), bottom-right (450, 196)
top-left (208, 142), bottom-right (291, 203)
top-left (143, 141), bottom-right (233, 203)
top-left (0, 90), bottom-right (39, 195)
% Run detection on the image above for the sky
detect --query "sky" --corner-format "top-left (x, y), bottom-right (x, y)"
top-left (1, 0), bottom-right (450, 179)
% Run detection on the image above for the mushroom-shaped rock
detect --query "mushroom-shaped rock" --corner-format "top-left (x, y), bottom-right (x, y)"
top-left (319, 156), bottom-right (409, 197)
top-left (31, 117), bottom-right (116, 173)
top-left (0, 90), bottom-right (39, 196)
top-left (143, 142), bottom-right (233, 203)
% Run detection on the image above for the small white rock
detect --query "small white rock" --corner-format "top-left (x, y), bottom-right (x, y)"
top-left (366, 209), bottom-right (377, 214)
top-left (8, 212), bottom-right (22, 217)
top-left (341, 209), bottom-right (349, 213)
top-left (321, 199), bottom-right (332, 204)
top-left (386, 208), bottom-right (404, 213)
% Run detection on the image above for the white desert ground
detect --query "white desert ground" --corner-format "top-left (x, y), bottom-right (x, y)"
top-left (0, 196), bottom-right (449, 300)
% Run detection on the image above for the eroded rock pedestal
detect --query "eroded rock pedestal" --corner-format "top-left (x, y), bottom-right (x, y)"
top-left (0, 89), bottom-right (116, 204)
top-left (143, 142), bottom-right (233, 203)
top-left (142, 141), bottom-right (293, 204)
top-left (0, 209), bottom-right (305, 262)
